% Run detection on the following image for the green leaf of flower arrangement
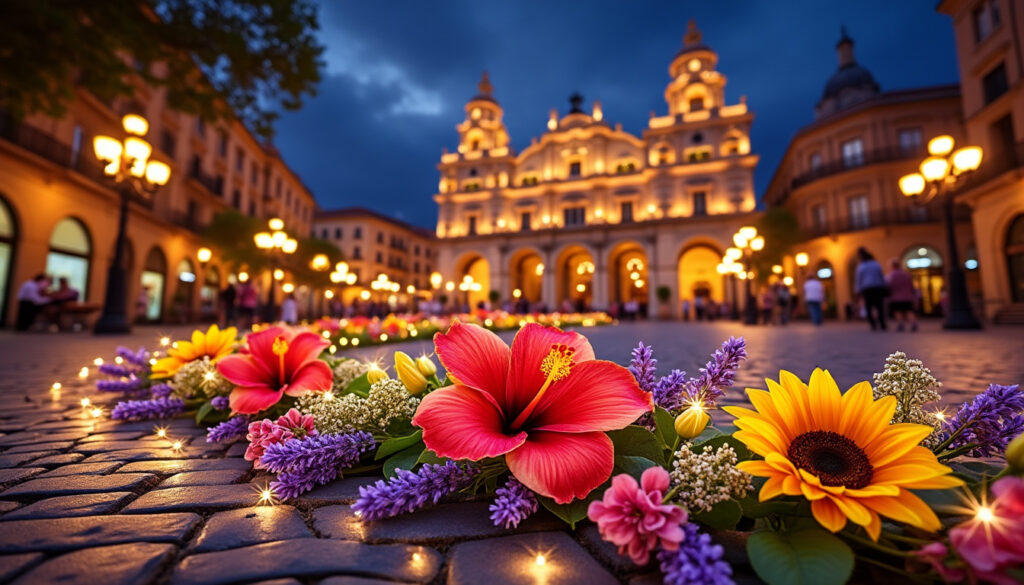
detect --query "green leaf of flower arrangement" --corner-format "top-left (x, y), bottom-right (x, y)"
top-left (375, 430), bottom-right (423, 461)
top-left (344, 373), bottom-right (371, 397)
top-left (693, 498), bottom-right (743, 530)
top-left (747, 528), bottom-right (854, 585)
top-left (383, 443), bottom-right (424, 478)
top-left (607, 425), bottom-right (667, 466)
top-left (195, 401), bottom-right (214, 424)
top-left (613, 455), bottom-right (659, 480)
top-left (416, 449), bottom-right (449, 466)
top-left (653, 406), bottom-right (677, 448)
top-left (537, 495), bottom-right (593, 529)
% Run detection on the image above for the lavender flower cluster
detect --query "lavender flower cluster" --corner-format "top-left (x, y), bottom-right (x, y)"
top-left (116, 346), bottom-right (151, 368)
top-left (206, 416), bottom-right (249, 443)
top-left (943, 383), bottom-right (1024, 456)
top-left (629, 337), bottom-right (747, 413)
top-left (211, 396), bottom-right (231, 410)
top-left (110, 397), bottom-right (184, 421)
top-left (489, 477), bottom-right (537, 529)
top-left (150, 383), bottom-right (173, 398)
top-left (97, 346), bottom-right (153, 395)
top-left (352, 461), bottom-right (478, 520)
top-left (657, 523), bottom-right (734, 585)
top-left (260, 431), bottom-right (375, 499)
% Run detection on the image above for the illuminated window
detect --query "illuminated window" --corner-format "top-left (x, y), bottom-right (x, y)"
top-left (464, 181), bottom-right (481, 191)
top-left (687, 147), bottom-right (711, 162)
top-left (848, 195), bottom-right (870, 229)
top-left (689, 98), bottom-right (704, 111)
top-left (809, 152), bottom-right (822, 172)
top-left (46, 218), bottom-right (91, 301)
top-left (615, 161), bottom-right (635, 173)
top-left (521, 176), bottom-right (539, 186)
top-left (658, 146), bottom-right (670, 165)
top-left (841, 138), bottom-right (864, 168)
top-left (898, 128), bottom-right (922, 155)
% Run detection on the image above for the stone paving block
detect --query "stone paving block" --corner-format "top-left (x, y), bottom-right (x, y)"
top-left (577, 525), bottom-right (648, 575)
top-left (118, 458), bottom-right (251, 474)
top-left (28, 452), bottom-right (86, 466)
top-left (314, 502), bottom-right (563, 543)
top-left (0, 552), bottom-right (43, 582)
top-left (76, 431), bottom-right (147, 443)
top-left (74, 440), bottom-right (188, 454)
top-left (447, 532), bottom-right (618, 585)
top-left (0, 431), bottom-right (90, 446)
top-left (4, 441), bottom-right (75, 453)
top-left (80, 448), bottom-right (187, 463)
top-left (226, 443), bottom-right (247, 457)
top-left (0, 468), bottom-right (46, 486)
top-left (123, 484), bottom-right (260, 513)
top-left (160, 469), bottom-right (248, 488)
top-left (0, 501), bottom-right (20, 513)
top-left (0, 513), bottom-right (200, 553)
top-left (2, 492), bottom-right (135, 520)
top-left (0, 473), bottom-right (155, 499)
top-left (38, 462), bottom-right (122, 477)
top-left (171, 539), bottom-right (441, 585)
top-left (247, 580), bottom-right (303, 585)
top-left (26, 420), bottom-right (98, 431)
top-left (293, 477), bottom-right (379, 505)
top-left (12, 542), bottom-right (176, 585)
top-left (193, 506), bottom-right (312, 552)
top-left (320, 578), bottom-right (403, 585)
top-left (0, 451), bottom-right (58, 467)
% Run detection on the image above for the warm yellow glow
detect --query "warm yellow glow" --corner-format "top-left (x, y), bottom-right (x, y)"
top-left (336, 261), bottom-right (349, 275)
top-left (575, 284), bottom-right (586, 293)
top-left (771, 264), bottom-right (783, 274)
top-left (783, 276), bottom-right (794, 286)
top-left (933, 409), bottom-right (947, 422)
top-left (80, 397), bottom-right (91, 408)
top-left (716, 263), bottom-right (728, 274)
top-left (542, 214), bottom-right (551, 225)
top-left (795, 252), bottom-right (809, 267)
top-left (445, 281), bottom-right (455, 292)
top-left (197, 247), bottom-right (212, 263)
top-left (430, 272), bottom-right (442, 288)
top-left (535, 554), bottom-right (546, 566)
top-left (920, 157), bottom-right (949, 182)
top-left (360, 290), bottom-right (371, 300)
top-left (951, 146), bottom-right (983, 174)
top-left (254, 232), bottom-right (273, 249)
top-left (282, 283), bottom-right (295, 293)
top-left (124, 137), bottom-right (152, 177)
top-left (90, 407), bottom-right (103, 418)
top-left (535, 263), bottom-right (544, 276)
top-left (739, 226), bottom-right (757, 240)
top-left (171, 440), bottom-right (184, 451)
top-left (238, 271), bottom-right (249, 282)
top-left (750, 236), bottom-right (765, 251)
top-left (93, 135), bottom-right (123, 172)
top-left (282, 238), bottom-right (298, 254)
top-left (513, 288), bottom-right (522, 299)
top-left (927, 135), bottom-right (955, 157)
top-left (345, 273), bottom-right (357, 285)
top-left (594, 207), bottom-right (604, 218)
top-left (155, 426), bottom-right (167, 438)
top-left (144, 160), bottom-right (171, 185)
top-left (268, 218), bottom-right (285, 231)
top-left (738, 271), bottom-right (748, 280)
top-left (122, 114), bottom-right (149, 136)
top-left (78, 367), bottom-right (89, 379)
top-left (976, 505), bottom-right (994, 523)
top-left (497, 218), bottom-right (506, 229)
top-left (898, 173), bottom-right (926, 197)
top-left (311, 254), bottom-right (329, 271)
top-left (732, 234), bottom-right (747, 248)
top-left (630, 271), bottom-right (640, 280)
top-left (93, 357), bottom-right (104, 366)
top-left (115, 356), bottom-right (124, 365)
top-left (330, 271), bottom-right (343, 283)
top-left (273, 269), bottom-right (285, 281)
top-left (272, 231), bottom-right (287, 248)
top-left (726, 247), bottom-right (742, 261)
top-left (647, 203), bottom-right (657, 214)
top-left (634, 279), bottom-right (645, 288)
top-left (407, 285), bottom-right (416, 294)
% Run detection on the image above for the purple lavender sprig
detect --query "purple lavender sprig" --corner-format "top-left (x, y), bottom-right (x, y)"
top-left (683, 337), bottom-right (746, 408)
top-left (98, 363), bottom-right (135, 378)
top-left (116, 346), bottom-right (151, 368)
top-left (97, 376), bottom-right (144, 394)
top-left (352, 461), bottom-right (478, 520)
top-left (206, 416), bottom-right (249, 443)
top-left (111, 397), bottom-right (184, 421)
top-left (653, 369), bottom-right (689, 413)
top-left (657, 523), bottom-right (734, 585)
top-left (150, 383), bottom-right (173, 398)
top-left (489, 477), bottom-right (537, 529)
top-left (942, 383), bottom-right (1024, 457)
top-left (261, 432), bottom-right (375, 499)
top-left (629, 342), bottom-right (658, 393)
top-left (210, 396), bottom-right (231, 410)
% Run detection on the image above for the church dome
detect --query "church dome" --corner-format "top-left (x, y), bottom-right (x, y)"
top-left (814, 28), bottom-right (880, 120)
top-left (822, 62), bottom-right (879, 99)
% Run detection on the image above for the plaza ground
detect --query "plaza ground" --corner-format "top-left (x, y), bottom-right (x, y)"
top-left (0, 320), bottom-right (1021, 584)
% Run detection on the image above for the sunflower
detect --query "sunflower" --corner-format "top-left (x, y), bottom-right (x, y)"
top-left (151, 324), bottom-right (238, 378)
top-left (724, 369), bottom-right (962, 540)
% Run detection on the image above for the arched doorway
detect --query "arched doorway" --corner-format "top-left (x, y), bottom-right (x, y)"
top-left (46, 217), bottom-right (92, 300)
top-left (678, 244), bottom-right (724, 319)
top-left (140, 247), bottom-right (167, 322)
top-left (901, 245), bottom-right (944, 315)
top-left (0, 196), bottom-right (17, 326)
top-left (815, 260), bottom-right (836, 318)
top-left (508, 248), bottom-right (544, 308)
top-left (455, 253), bottom-right (489, 309)
top-left (175, 259), bottom-right (197, 322)
top-left (1006, 214), bottom-right (1024, 303)
top-left (556, 245), bottom-right (594, 311)
top-left (608, 241), bottom-right (648, 314)
top-left (201, 265), bottom-right (220, 321)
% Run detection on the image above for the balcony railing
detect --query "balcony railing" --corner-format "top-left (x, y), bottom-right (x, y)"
top-left (791, 147), bottom-right (918, 190)
top-left (0, 111), bottom-right (107, 182)
top-left (803, 205), bottom-right (971, 239)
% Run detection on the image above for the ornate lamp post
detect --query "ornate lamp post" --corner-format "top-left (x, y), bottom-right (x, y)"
top-left (898, 135), bottom-right (983, 329)
top-left (254, 218), bottom-right (297, 322)
top-left (731, 226), bottom-right (764, 325)
top-left (92, 114), bottom-right (171, 334)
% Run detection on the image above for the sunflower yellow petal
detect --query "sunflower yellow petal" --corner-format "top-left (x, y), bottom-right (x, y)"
top-left (811, 498), bottom-right (848, 533)
top-left (759, 473), bottom-right (788, 501)
top-left (830, 495), bottom-right (873, 527)
top-left (838, 381), bottom-right (873, 438)
top-left (864, 511), bottom-right (882, 541)
top-left (864, 423), bottom-right (935, 467)
top-left (732, 431), bottom-right (778, 458)
top-left (736, 460), bottom-right (776, 478)
top-left (807, 368), bottom-right (840, 431)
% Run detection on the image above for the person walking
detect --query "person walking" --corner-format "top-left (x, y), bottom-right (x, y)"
top-left (886, 259), bottom-right (918, 332)
top-left (776, 283), bottom-right (792, 325)
top-left (237, 281), bottom-right (259, 327)
top-left (854, 247), bottom-right (888, 331)
top-left (803, 275), bottom-right (825, 326)
top-left (760, 287), bottom-right (775, 325)
top-left (220, 283), bottom-right (237, 327)
top-left (280, 292), bottom-right (298, 324)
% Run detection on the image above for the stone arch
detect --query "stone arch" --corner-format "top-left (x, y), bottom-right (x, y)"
top-left (677, 241), bottom-right (726, 310)
top-left (46, 216), bottom-right (93, 301)
top-left (454, 251), bottom-right (489, 309)
top-left (606, 240), bottom-right (649, 306)
top-left (508, 247), bottom-right (544, 305)
top-left (140, 246), bottom-right (168, 322)
top-left (554, 243), bottom-right (597, 310)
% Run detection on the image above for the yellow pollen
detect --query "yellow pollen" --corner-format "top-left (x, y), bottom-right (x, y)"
top-left (272, 336), bottom-right (289, 376)
top-left (510, 344), bottom-right (575, 429)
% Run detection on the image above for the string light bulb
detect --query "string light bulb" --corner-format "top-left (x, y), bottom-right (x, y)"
top-left (80, 397), bottom-right (92, 408)
top-left (535, 554), bottom-right (546, 566)
top-left (976, 505), bottom-right (994, 524)
top-left (155, 426), bottom-right (168, 438)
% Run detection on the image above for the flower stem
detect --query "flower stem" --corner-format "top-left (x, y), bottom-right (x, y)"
top-left (841, 532), bottom-right (913, 558)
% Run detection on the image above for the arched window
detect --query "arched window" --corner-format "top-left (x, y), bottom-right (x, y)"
top-left (901, 245), bottom-right (944, 315)
top-left (46, 218), bottom-right (91, 300)
top-left (1006, 214), bottom-right (1024, 303)
top-left (0, 197), bottom-right (16, 324)
top-left (175, 259), bottom-right (196, 321)
top-left (140, 247), bottom-right (167, 321)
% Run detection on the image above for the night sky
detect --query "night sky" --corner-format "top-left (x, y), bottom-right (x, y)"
top-left (273, 0), bottom-right (960, 229)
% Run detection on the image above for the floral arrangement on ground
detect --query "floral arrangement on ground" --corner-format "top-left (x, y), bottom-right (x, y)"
top-left (95, 322), bottom-right (1024, 585)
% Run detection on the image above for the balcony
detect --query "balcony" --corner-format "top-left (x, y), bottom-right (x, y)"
top-left (790, 147), bottom-right (917, 191)
top-left (0, 111), bottom-right (106, 183)
top-left (803, 206), bottom-right (971, 239)
top-left (166, 210), bottom-right (205, 234)
top-left (188, 161), bottom-right (222, 196)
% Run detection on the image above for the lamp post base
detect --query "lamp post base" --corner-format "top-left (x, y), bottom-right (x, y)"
top-left (943, 311), bottom-right (982, 330)
top-left (94, 265), bottom-right (131, 335)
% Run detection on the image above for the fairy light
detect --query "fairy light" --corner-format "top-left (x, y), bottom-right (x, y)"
top-left (329, 345), bottom-right (337, 354)
top-left (535, 554), bottom-right (546, 566)
top-left (933, 409), bottom-right (947, 422)
top-left (149, 358), bottom-right (158, 366)
top-left (80, 397), bottom-right (92, 408)
top-left (257, 485), bottom-right (277, 506)
top-left (160, 336), bottom-right (171, 347)
top-left (976, 505), bottom-right (994, 523)
top-left (323, 391), bottom-right (335, 401)
top-left (171, 341), bottom-right (179, 349)
top-left (51, 382), bottom-right (62, 391)
top-left (155, 426), bottom-right (168, 438)
top-left (322, 331), bottom-right (331, 338)
top-left (203, 371), bottom-right (217, 383)
top-left (78, 367), bottom-right (89, 379)
top-left (114, 356), bottom-right (124, 365)
top-left (171, 440), bottom-right (184, 452)
top-left (93, 357), bottom-right (104, 366)
top-left (351, 338), bottom-right (360, 347)
top-left (380, 333), bottom-right (389, 342)
top-left (90, 407), bottom-right (103, 418)
top-left (353, 509), bottom-right (363, 518)
top-left (411, 552), bottom-right (423, 563)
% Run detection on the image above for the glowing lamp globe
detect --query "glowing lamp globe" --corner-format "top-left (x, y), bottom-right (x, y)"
top-left (951, 146), bottom-right (983, 174)
top-left (927, 135), bottom-right (954, 157)
top-left (739, 226), bottom-right (758, 240)
top-left (144, 160), bottom-right (171, 186)
top-left (254, 232), bottom-right (273, 249)
top-left (122, 114), bottom-right (149, 136)
top-left (920, 157), bottom-right (950, 182)
top-left (898, 173), bottom-right (926, 197)
top-left (282, 238), bottom-right (298, 254)
top-left (750, 236), bottom-right (765, 251)
top-left (197, 247), bottom-right (212, 263)
top-left (345, 273), bottom-right (357, 285)
top-left (732, 234), bottom-right (748, 248)
top-left (124, 137), bottom-right (152, 177)
top-left (330, 271), bottom-right (343, 283)
top-left (93, 136), bottom-right (123, 174)
top-left (268, 218), bottom-right (284, 231)
top-left (795, 252), bottom-right (809, 267)
top-left (726, 247), bottom-right (742, 261)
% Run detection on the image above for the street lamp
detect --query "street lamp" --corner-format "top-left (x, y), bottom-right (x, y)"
top-left (718, 258), bottom-right (741, 320)
top-left (254, 218), bottom-right (297, 321)
top-left (92, 114), bottom-right (171, 334)
top-left (731, 226), bottom-right (763, 325)
top-left (898, 135), bottom-right (983, 329)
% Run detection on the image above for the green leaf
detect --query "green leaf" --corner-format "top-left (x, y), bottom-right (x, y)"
top-left (653, 407), bottom-right (677, 448)
top-left (694, 434), bottom-right (753, 461)
top-left (738, 495), bottom-right (800, 518)
top-left (383, 443), bottom-right (424, 478)
top-left (613, 455), bottom-right (659, 480)
top-left (607, 425), bottom-right (666, 466)
top-left (375, 430), bottom-right (423, 461)
top-left (344, 373), bottom-right (371, 397)
top-left (195, 401), bottom-right (214, 424)
top-left (747, 528), bottom-right (854, 585)
top-left (416, 448), bottom-right (449, 466)
top-left (693, 499), bottom-right (742, 530)
top-left (537, 495), bottom-right (592, 529)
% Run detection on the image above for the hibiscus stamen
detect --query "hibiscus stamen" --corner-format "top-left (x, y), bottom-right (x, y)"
top-left (272, 336), bottom-right (289, 383)
top-left (510, 344), bottom-right (575, 429)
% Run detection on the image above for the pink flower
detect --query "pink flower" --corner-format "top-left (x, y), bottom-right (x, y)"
top-left (912, 542), bottom-right (965, 583)
top-left (587, 467), bottom-right (688, 565)
top-left (217, 326), bottom-right (332, 414)
top-left (412, 322), bottom-right (652, 504)
top-left (244, 408), bottom-right (318, 468)
top-left (949, 476), bottom-right (1024, 585)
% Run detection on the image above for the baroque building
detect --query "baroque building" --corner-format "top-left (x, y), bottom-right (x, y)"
top-left (433, 21), bottom-right (760, 317)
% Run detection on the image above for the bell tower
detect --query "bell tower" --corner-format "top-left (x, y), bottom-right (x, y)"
top-left (456, 71), bottom-right (510, 154)
top-left (664, 20), bottom-right (727, 115)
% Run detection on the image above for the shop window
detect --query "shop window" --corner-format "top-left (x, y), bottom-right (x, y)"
top-left (46, 218), bottom-right (91, 301)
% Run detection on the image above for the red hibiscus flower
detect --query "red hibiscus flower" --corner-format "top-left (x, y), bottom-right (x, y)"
top-left (412, 322), bottom-right (652, 504)
top-left (217, 326), bottom-right (332, 414)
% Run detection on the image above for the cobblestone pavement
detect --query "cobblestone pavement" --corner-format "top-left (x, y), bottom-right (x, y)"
top-left (0, 321), bottom-right (1021, 585)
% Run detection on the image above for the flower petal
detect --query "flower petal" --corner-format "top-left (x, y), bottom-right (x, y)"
top-left (811, 498), bottom-right (848, 533)
top-left (529, 360), bottom-right (651, 432)
top-left (283, 360), bottom-right (333, 396)
top-left (433, 321), bottom-right (510, 407)
top-left (413, 385), bottom-right (526, 461)
top-left (230, 386), bottom-right (285, 414)
top-left (505, 323), bottom-right (596, 416)
top-left (506, 430), bottom-right (613, 504)
top-left (218, 354), bottom-right (270, 388)
top-left (285, 331), bottom-right (330, 371)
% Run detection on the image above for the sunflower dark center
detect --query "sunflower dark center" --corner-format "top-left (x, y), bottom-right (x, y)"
top-left (787, 430), bottom-right (873, 489)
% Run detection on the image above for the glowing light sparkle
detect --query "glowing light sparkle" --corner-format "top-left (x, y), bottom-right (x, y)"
top-left (535, 554), bottom-right (546, 566)
top-left (976, 505), bottom-right (994, 523)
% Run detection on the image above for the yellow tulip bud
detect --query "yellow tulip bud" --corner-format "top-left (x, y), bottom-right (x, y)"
top-left (416, 355), bottom-right (438, 377)
top-left (395, 351), bottom-right (428, 395)
top-left (366, 363), bottom-right (389, 385)
top-left (674, 404), bottom-right (710, 439)
top-left (1007, 432), bottom-right (1024, 472)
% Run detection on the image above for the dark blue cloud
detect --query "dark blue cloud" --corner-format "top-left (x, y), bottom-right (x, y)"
top-left (275, 0), bottom-right (959, 229)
